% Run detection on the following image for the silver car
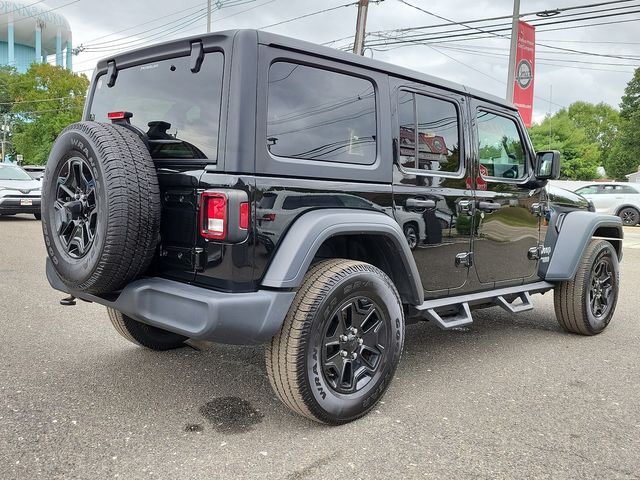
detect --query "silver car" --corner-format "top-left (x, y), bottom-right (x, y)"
top-left (0, 164), bottom-right (43, 220)
top-left (574, 182), bottom-right (640, 226)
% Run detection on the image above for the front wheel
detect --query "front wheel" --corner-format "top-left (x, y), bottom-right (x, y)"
top-left (266, 259), bottom-right (405, 424)
top-left (554, 240), bottom-right (620, 335)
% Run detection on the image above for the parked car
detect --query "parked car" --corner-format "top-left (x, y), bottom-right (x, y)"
top-left (574, 182), bottom-right (640, 226)
top-left (42, 30), bottom-right (622, 425)
top-left (22, 165), bottom-right (46, 180)
top-left (0, 163), bottom-right (42, 219)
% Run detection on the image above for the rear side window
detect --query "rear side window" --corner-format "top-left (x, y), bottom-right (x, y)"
top-left (398, 91), bottom-right (462, 175)
top-left (615, 185), bottom-right (639, 194)
top-left (267, 62), bottom-right (376, 165)
top-left (89, 52), bottom-right (224, 161)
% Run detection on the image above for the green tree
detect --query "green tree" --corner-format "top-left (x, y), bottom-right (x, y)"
top-left (567, 101), bottom-right (620, 159)
top-left (9, 64), bottom-right (88, 165)
top-left (0, 66), bottom-right (20, 160)
top-left (606, 68), bottom-right (640, 180)
top-left (529, 110), bottom-right (601, 180)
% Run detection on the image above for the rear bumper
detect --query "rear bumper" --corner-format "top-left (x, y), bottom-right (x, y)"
top-left (46, 258), bottom-right (295, 345)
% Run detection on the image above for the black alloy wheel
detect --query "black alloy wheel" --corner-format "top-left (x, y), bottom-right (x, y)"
top-left (266, 259), bottom-right (405, 424)
top-left (588, 255), bottom-right (614, 319)
top-left (619, 207), bottom-right (639, 226)
top-left (321, 296), bottom-right (388, 394)
top-left (53, 156), bottom-right (98, 259)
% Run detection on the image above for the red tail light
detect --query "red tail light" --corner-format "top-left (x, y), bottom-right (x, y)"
top-left (201, 192), bottom-right (227, 240)
top-left (239, 202), bottom-right (249, 230)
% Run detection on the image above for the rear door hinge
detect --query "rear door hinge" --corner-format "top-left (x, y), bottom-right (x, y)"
top-left (193, 247), bottom-right (205, 271)
top-left (455, 252), bottom-right (473, 268)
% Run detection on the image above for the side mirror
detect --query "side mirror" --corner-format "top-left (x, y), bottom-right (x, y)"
top-left (535, 150), bottom-right (560, 180)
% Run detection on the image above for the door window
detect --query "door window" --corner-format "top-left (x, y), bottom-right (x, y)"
top-left (397, 91), bottom-right (462, 175)
top-left (477, 111), bottom-right (527, 180)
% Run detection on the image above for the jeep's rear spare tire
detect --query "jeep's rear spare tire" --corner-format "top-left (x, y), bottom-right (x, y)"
top-left (42, 122), bottom-right (161, 295)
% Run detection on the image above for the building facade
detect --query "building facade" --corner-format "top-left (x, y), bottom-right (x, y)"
top-left (0, 1), bottom-right (72, 73)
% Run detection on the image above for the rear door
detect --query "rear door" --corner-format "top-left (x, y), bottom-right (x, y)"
top-left (391, 82), bottom-right (474, 295)
top-left (87, 48), bottom-right (226, 283)
top-left (469, 102), bottom-right (542, 285)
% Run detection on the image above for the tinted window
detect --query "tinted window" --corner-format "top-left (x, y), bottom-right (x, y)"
top-left (90, 53), bottom-right (224, 161)
top-left (615, 185), bottom-right (639, 194)
top-left (477, 111), bottom-right (526, 179)
top-left (576, 186), bottom-right (598, 195)
top-left (398, 91), bottom-right (461, 174)
top-left (267, 62), bottom-right (376, 165)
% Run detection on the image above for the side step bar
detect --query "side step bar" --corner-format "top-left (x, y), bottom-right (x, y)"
top-left (415, 281), bottom-right (554, 330)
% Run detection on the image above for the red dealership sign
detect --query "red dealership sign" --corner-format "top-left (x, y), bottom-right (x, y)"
top-left (512, 21), bottom-right (535, 127)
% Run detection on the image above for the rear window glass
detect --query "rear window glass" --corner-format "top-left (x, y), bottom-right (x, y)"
top-left (89, 52), bottom-right (224, 161)
top-left (267, 62), bottom-right (377, 165)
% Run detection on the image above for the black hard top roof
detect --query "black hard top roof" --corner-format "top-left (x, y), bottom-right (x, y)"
top-left (95, 29), bottom-right (515, 111)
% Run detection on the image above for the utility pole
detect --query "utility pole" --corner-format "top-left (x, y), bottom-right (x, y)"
top-left (506, 0), bottom-right (520, 103)
top-left (207, 0), bottom-right (212, 33)
top-left (353, 0), bottom-right (369, 55)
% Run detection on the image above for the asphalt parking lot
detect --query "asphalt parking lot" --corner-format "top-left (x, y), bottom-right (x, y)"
top-left (1, 215), bottom-right (640, 480)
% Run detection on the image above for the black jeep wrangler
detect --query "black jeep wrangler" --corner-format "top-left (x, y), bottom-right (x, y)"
top-left (41, 30), bottom-right (623, 425)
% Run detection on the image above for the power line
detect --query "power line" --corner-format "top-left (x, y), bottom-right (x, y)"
top-left (0, 0), bottom-right (84, 27)
top-left (259, 1), bottom-right (359, 29)
top-left (362, 8), bottom-right (640, 56)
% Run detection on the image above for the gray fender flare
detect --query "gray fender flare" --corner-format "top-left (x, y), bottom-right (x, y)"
top-left (261, 208), bottom-right (424, 305)
top-left (543, 211), bottom-right (623, 281)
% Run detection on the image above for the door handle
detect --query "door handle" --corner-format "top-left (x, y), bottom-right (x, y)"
top-left (406, 198), bottom-right (436, 209)
top-left (477, 201), bottom-right (502, 212)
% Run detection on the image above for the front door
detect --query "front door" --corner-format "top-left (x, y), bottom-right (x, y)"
top-left (470, 103), bottom-right (542, 285)
top-left (391, 83), bottom-right (474, 294)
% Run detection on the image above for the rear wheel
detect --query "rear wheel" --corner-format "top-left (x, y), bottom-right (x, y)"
top-left (618, 207), bottom-right (639, 226)
top-left (107, 308), bottom-right (187, 350)
top-left (554, 240), bottom-right (619, 335)
top-left (266, 259), bottom-right (404, 424)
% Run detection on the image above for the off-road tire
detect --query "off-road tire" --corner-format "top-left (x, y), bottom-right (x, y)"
top-left (618, 207), bottom-right (639, 226)
top-left (266, 259), bottom-right (405, 425)
top-left (41, 122), bottom-right (161, 295)
top-left (107, 308), bottom-right (187, 350)
top-left (554, 239), bottom-right (619, 335)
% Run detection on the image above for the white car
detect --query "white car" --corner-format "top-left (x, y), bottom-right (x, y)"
top-left (0, 163), bottom-right (42, 220)
top-left (574, 182), bottom-right (640, 226)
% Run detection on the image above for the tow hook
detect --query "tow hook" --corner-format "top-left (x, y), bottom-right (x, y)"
top-left (60, 295), bottom-right (77, 306)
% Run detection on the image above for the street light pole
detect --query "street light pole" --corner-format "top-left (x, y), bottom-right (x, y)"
top-left (353, 0), bottom-right (370, 55)
top-left (207, 0), bottom-right (212, 33)
top-left (506, 0), bottom-right (520, 103)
